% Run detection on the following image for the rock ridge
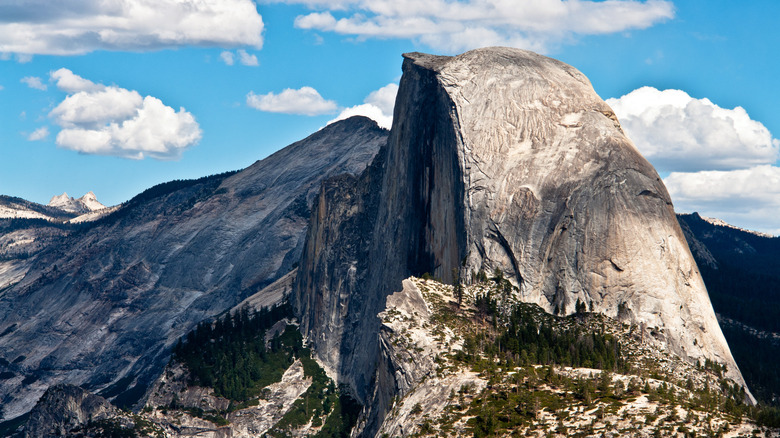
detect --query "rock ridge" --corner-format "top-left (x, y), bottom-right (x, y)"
top-left (294, 47), bottom-right (753, 433)
top-left (0, 116), bottom-right (387, 421)
top-left (47, 191), bottom-right (106, 214)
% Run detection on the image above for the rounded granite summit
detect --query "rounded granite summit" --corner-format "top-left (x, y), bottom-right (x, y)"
top-left (297, 46), bottom-right (753, 404)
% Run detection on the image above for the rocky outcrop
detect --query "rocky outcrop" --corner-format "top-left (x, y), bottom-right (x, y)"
top-left (143, 360), bottom-right (312, 438)
top-left (293, 147), bottom-right (388, 392)
top-left (0, 116), bottom-right (387, 420)
top-left (369, 278), bottom-right (771, 438)
top-left (235, 269), bottom-right (297, 313)
top-left (47, 192), bottom-right (106, 214)
top-left (294, 47), bottom-right (752, 432)
top-left (145, 362), bottom-right (232, 413)
top-left (370, 279), bottom-right (486, 437)
top-left (407, 49), bottom-right (744, 390)
top-left (21, 384), bottom-right (120, 438)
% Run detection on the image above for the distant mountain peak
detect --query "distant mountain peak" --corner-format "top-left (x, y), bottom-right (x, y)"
top-left (696, 213), bottom-right (775, 238)
top-left (47, 191), bottom-right (106, 213)
top-left (47, 192), bottom-right (71, 207)
top-left (77, 191), bottom-right (105, 211)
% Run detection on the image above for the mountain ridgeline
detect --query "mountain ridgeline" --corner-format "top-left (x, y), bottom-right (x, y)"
top-left (678, 213), bottom-right (780, 406)
top-left (294, 47), bottom-right (752, 433)
top-left (0, 47), bottom-right (775, 437)
top-left (0, 116), bottom-right (388, 421)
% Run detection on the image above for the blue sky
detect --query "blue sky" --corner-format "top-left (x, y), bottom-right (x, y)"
top-left (1, 0), bottom-right (779, 234)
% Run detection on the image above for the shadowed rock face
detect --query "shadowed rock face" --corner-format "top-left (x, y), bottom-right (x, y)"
top-left (0, 117), bottom-right (387, 421)
top-left (294, 47), bottom-right (751, 426)
top-left (21, 384), bottom-right (119, 438)
top-left (411, 49), bottom-right (745, 391)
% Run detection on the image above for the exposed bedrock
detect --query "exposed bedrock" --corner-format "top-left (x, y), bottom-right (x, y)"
top-left (294, 47), bottom-right (752, 433)
top-left (0, 117), bottom-right (387, 421)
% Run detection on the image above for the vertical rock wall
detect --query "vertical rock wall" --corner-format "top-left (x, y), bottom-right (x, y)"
top-left (293, 47), bottom-right (753, 434)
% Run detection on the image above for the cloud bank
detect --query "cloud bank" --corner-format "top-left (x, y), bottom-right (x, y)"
top-left (51, 68), bottom-right (104, 93)
top-left (246, 82), bottom-right (397, 129)
top-left (285, 0), bottom-right (674, 53)
top-left (607, 87), bottom-right (779, 173)
top-left (0, 0), bottom-right (264, 56)
top-left (664, 166), bottom-right (780, 235)
top-left (608, 87), bottom-right (780, 234)
top-left (48, 69), bottom-right (201, 160)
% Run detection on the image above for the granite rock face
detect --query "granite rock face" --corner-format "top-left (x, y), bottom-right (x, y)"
top-left (0, 117), bottom-right (387, 421)
top-left (370, 278), bottom-right (486, 437)
top-left (143, 360), bottom-right (312, 438)
top-left (48, 191), bottom-right (106, 214)
top-left (21, 384), bottom-right (120, 438)
top-left (294, 47), bottom-right (751, 429)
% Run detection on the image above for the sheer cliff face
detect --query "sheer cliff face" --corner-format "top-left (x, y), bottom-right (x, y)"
top-left (0, 117), bottom-right (387, 420)
top-left (421, 49), bottom-right (742, 386)
top-left (295, 47), bottom-right (749, 406)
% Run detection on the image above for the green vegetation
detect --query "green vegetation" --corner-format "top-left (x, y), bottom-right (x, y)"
top-left (702, 264), bottom-right (780, 334)
top-left (721, 324), bottom-right (780, 408)
top-left (120, 171), bottom-right (238, 213)
top-left (77, 419), bottom-right (136, 438)
top-left (268, 351), bottom-right (362, 438)
top-left (169, 299), bottom-right (362, 436)
top-left (0, 217), bottom-right (75, 235)
top-left (678, 213), bottom-right (780, 406)
top-left (453, 285), bottom-right (626, 374)
top-left (411, 275), bottom-right (780, 436)
top-left (267, 348), bottom-right (336, 434)
top-left (454, 288), bottom-right (629, 435)
top-left (172, 302), bottom-right (296, 401)
top-left (314, 392), bottom-right (362, 438)
top-left (456, 356), bottom-right (776, 437)
top-left (498, 306), bottom-right (625, 371)
top-left (753, 405), bottom-right (780, 428)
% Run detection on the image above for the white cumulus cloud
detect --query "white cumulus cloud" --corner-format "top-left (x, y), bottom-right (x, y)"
top-left (286, 0), bottom-right (674, 53)
top-left (0, 0), bottom-right (264, 56)
top-left (247, 87), bottom-right (338, 116)
top-left (328, 83), bottom-right (398, 129)
top-left (664, 166), bottom-right (780, 235)
top-left (27, 126), bottom-right (49, 141)
top-left (21, 76), bottom-right (46, 90)
top-left (607, 87), bottom-right (779, 173)
top-left (605, 86), bottom-right (780, 234)
top-left (48, 69), bottom-right (201, 160)
top-left (50, 68), bottom-right (105, 93)
top-left (364, 83), bottom-right (398, 115)
top-left (238, 49), bottom-right (259, 66)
